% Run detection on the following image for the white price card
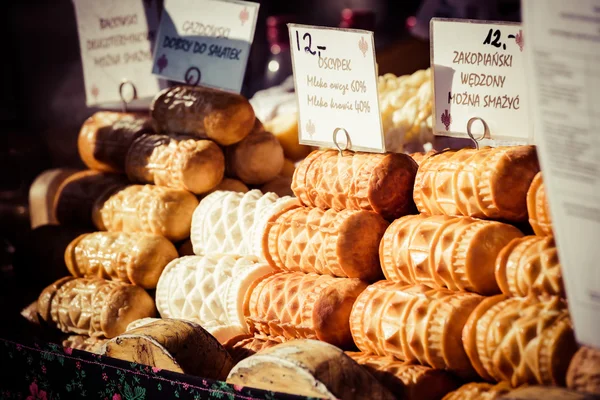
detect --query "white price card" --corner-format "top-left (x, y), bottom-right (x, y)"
top-left (151, 0), bottom-right (259, 93)
top-left (431, 18), bottom-right (531, 145)
top-left (288, 24), bottom-right (384, 153)
top-left (523, 0), bottom-right (600, 349)
top-left (73, 0), bottom-right (163, 107)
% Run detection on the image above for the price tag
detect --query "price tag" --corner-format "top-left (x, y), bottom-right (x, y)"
top-left (151, 0), bottom-right (259, 93)
top-left (523, 0), bottom-right (600, 349)
top-left (73, 0), bottom-right (163, 107)
top-left (288, 24), bottom-right (384, 153)
top-left (431, 18), bottom-right (531, 145)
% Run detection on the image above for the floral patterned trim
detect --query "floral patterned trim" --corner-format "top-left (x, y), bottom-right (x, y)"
top-left (0, 338), bottom-right (320, 400)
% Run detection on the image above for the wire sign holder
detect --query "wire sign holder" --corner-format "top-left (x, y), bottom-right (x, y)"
top-left (466, 117), bottom-right (491, 150)
top-left (118, 80), bottom-right (138, 113)
top-left (332, 128), bottom-right (353, 156)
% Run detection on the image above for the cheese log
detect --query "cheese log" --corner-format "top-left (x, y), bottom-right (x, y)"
top-left (227, 339), bottom-right (395, 400)
top-left (567, 347), bottom-right (600, 395)
top-left (125, 134), bottom-right (225, 194)
top-left (37, 276), bottom-right (74, 322)
top-left (263, 113), bottom-right (312, 161)
top-left (244, 272), bottom-right (367, 349)
top-left (93, 184), bottom-right (198, 241)
top-left (224, 334), bottom-right (285, 364)
top-left (54, 170), bottom-right (127, 228)
top-left (191, 190), bottom-right (297, 258)
top-left (155, 254), bottom-right (274, 344)
top-left (37, 277), bottom-right (156, 338)
top-left (495, 236), bottom-right (563, 297)
top-left (102, 318), bottom-right (233, 379)
top-left (414, 146), bottom-right (540, 222)
top-left (347, 352), bottom-right (460, 400)
top-left (226, 128), bottom-right (285, 185)
top-left (442, 382), bottom-right (513, 400)
top-left (380, 214), bottom-right (523, 295)
top-left (264, 206), bottom-right (389, 281)
top-left (350, 282), bottom-right (483, 379)
top-left (280, 158), bottom-right (296, 178)
top-left (527, 173), bottom-right (553, 236)
top-left (463, 295), bottom-right (577, 386)
top-left (29, 168), bottom-right (78, 228)
top-left (78, 112), bottom-right (154, 172)
top-left (64, 231), bottom-right (178, 289)
top-left (63, 335), bottom-right (107, 354)
top-left (151, 86), bottom-right (255, 146)
top-left (293, 150), bottom-right (418, 220)
top-left (261, 176), bottom-right (294, 197)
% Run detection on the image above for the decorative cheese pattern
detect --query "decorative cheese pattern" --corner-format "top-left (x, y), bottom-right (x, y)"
top-left (380, 214), bottom-right (523, 295)
top-left (191, 190), bottom-right (297, 259)
top-left (413, 146), bottom-right (539, 222)
top-left (292, 150), bottom-right (418, 220)
top-left (264, 206), bottom-right (388, 281)
top-left (156, 254), bottom-right (274, 343)
top-left (349, 282), bottom-right (483, 379)
top-left (495, 236), bottom-right (563, 297)
top-left (464, 295), bottom-right (577, 386)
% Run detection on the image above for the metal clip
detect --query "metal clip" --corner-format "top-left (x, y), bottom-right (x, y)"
top-left (118, 80), bottom-right (138, 112)
top-left (332, 128), bottom-right (352, 156)
top-left (466, 117), bottom-right (491, 150)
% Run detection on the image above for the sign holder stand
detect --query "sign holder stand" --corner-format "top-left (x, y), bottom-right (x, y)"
top-left (466, 116), bottom-right (491, 150)
top-left (332, 128), bottom-right (352, 156)
top-left (118, 80), bottom-right (138, 112)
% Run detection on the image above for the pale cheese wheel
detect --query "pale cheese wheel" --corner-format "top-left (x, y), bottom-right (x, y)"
top-left (227, 339), bottom-right (395, 399)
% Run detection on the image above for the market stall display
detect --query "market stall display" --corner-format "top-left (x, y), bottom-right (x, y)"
top-left (10, 53), bottom-right (596, 400)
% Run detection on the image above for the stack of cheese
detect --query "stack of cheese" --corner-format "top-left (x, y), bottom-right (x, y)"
top-left (151, 189), bottom-right (297, 345)
top-left (29, 85), bottom-right (297, 352)
top-left (219, 146), bottom-right (584, 400)
top-left (30, 85), bottom-right (314, 234)
top-left (347, 145), bottom-right (579, 400)
top-left (221, 149), bottom-right (460, 399)
top-left (237, 149), bottom-right (420, 351)
top-left (27, 102), bottom-right (591, 398)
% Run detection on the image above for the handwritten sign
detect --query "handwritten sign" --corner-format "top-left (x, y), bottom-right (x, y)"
top-left (73, 0), bottom-right (163, 107)
top-left (288, 24), bottom-right (384, 153)
top-left (431, 18), bottom-right (531, 144)
top-left (523, 0), bottom-right (600, 349)
top-left (151, 0), bottom-right (259, 93)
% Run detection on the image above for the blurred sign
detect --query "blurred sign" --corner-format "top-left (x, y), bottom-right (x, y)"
top-left (523, 0), bottom-right (600, 349)
top-left (151, 0), bottom-right (259, 93)
top-left (73, 0), bottom-right (163, 107)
